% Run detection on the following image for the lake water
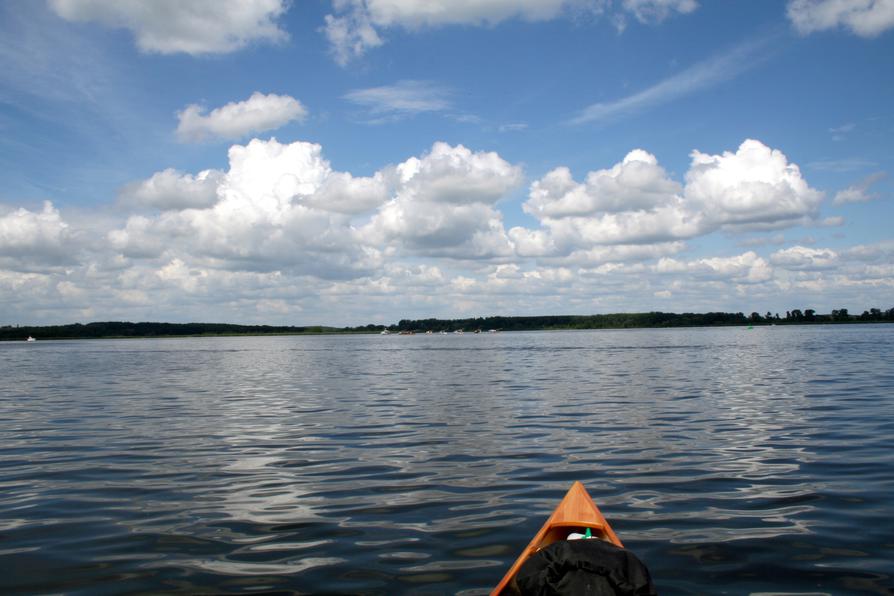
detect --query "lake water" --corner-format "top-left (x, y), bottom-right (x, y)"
top-left (1, 326), bottom-right (893, 594)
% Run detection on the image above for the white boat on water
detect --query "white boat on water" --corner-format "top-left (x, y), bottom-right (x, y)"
top-left (26, 336), bottom-right (36, 342)
top-left (380, 329), bottom-right (391, 335)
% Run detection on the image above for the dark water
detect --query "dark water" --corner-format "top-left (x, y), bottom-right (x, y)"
top-left (2, 326), bottom-right (893, 595)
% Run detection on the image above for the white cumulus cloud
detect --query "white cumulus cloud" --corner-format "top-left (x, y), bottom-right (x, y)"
top-left (110, 138), bottom-right (378, 276)
top-left (107, 139), bottom-right (527, 277)
top-left (656, 251), bottom-right (773, 284)
top-left (392, 141), bottom-right (523, 205)
top-left (770, 245), bottom-right (840, 270)
top-left (0, 201), bottom-right (76, 267)
top-left (521, 149), bottom-right (696, 252)
top-left (842, 240), bottom-right (894, 262)
top-left (176, 92), bottom-right (307, 143)
top-left (50, 0), bottom-right (289, 55)
top-left (368, 200), bottom-right (514, 258)
top-left (118, 168), bottom-right (224, 210)
top-left (519, 139), bottom-right (821, 258)
top-left (322, 8), bottom-right (384, 66)
top-left (787, 0), bottom-right (894, 37)
top-left (362, 142), bottom-right (523, 258)
top-left (541, 205), bottom-right (703, 248)
top-left (305, 172), bottom-right (390, 214)
top-left (539, 242), bottom-right (687, 266)
top-left (526, 149), bottom-right (681, 217)
top-left (685, 139), bottom-right (824, 230)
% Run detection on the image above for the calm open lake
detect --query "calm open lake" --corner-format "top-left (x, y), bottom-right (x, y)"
top-left (2, 326), bottom-right (893, 594)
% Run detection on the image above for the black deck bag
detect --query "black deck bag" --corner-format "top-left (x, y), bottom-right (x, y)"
top-left (515, 539), bottom-right (657, 596)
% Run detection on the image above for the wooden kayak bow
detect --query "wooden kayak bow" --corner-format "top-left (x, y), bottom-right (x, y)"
top-left (492, 481), bottom-right (623, 595)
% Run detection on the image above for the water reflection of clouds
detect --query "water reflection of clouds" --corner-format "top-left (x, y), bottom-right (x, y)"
top-left (181, 556), bottom-right (346, 576)
top-left (4, 328), bottom-right (893, 593)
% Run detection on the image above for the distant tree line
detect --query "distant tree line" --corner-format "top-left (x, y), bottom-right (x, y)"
top-left (391, 308), bottom-right (894, 333)
top-left (749, 308), bottom-right (894, 324)
top-left (3, 308), bottom-right (892, 340)
top-left (393, 312), bottom-right (750, 332)
top-left (0, 321), bottom-right (383, 341)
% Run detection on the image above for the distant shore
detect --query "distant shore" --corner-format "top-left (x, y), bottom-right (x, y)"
top-left (3, 309), bottom-right (892, 341)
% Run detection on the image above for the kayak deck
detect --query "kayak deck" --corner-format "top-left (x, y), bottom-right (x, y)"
top-left (492, 481), bottom-right (622, 595)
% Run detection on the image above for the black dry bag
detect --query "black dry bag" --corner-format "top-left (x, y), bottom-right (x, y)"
top-left (515, 539), bottom-right (657, 596)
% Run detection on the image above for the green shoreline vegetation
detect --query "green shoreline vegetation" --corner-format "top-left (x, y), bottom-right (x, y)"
top-left (3, 308), bottom-right (893, 340)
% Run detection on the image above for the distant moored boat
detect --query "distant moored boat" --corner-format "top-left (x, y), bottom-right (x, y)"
top-left (26, 336), bottom-right (36, 342)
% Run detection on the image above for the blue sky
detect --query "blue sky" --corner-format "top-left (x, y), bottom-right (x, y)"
top-left (1, 0), bottom-right (892, 325)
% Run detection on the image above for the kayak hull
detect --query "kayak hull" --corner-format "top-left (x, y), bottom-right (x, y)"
top-left (492, 481), bottom-right (622, 595)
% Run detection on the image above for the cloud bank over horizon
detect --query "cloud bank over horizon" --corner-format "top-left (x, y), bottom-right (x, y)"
top-left (2, 133), bottom-right (889, 326)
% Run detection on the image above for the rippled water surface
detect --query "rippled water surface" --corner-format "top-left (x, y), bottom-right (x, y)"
top-left (2, 326), bottom-right (893, 594)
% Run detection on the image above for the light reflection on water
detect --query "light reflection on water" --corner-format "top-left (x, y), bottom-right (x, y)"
top-left (1, 325), bottom-right (893, 594)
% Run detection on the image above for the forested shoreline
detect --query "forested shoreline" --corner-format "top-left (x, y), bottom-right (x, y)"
top-left (3, 308), bottom-right (893, 340)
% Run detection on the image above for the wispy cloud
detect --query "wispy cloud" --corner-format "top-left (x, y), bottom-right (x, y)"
top-left (343, 80), bottom-right (452, 121)
top-left (569, 34), bottom-right (776, 125)
top-left (807, 158), bottom-right (878, 173)
top-left (829, 122), bottom-right (855, 141)
top-left (738, 234), bottom-right (786, 248)
top-left (498, 122), bottom-right (529, 133)
top-left (833, 171), bottom-right (888, 205)
top-left (0, 2), bottom-right (166, 198)
top-left (829, 123), bottom-right (855, 134)
top-left (818, 216), bottom-right (845, 227)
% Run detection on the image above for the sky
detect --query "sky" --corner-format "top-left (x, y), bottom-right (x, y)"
top-left (1, 0), bottom-right (892, 326)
